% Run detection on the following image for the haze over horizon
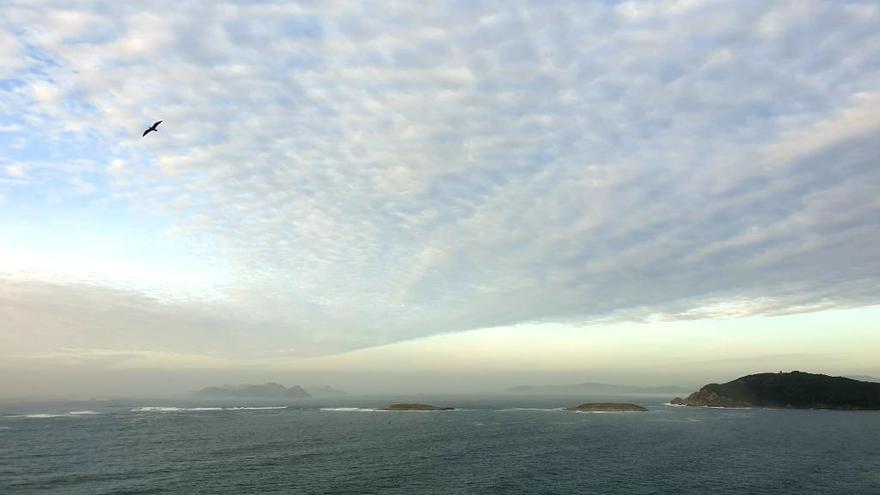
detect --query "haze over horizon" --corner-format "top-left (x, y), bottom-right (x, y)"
top-left (2, 0), bottom-right (879, 398)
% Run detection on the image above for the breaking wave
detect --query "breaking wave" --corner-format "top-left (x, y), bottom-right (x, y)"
top-left (320, 407), bottom-right (380, 412)
top-left (131, 406), bottom-right (288, 413)
top-left (4, 411), bottom-right (100, 418)
top-left (131, 407), bottom-right (222, 412)
top-left (497, 407), bottom-right (565, 412)
top-left (569, 410), bottom-right (645, 414)
top-left (224, 406), bottom-right (288, 410)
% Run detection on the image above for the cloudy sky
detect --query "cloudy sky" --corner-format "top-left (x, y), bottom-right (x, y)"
top-left (1, 0), bottom-right (879, 396)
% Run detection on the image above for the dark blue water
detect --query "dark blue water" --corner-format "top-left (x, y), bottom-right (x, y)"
top-left (1, 396), bottom-right (879, 494)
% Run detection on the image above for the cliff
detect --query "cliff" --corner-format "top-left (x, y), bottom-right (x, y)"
top-left (671, 371), bottom-right (880, 409)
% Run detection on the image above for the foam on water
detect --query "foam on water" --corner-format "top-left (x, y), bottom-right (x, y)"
top-left (497, 407), bottom-right (565, 412)
top-left (132, 407), bottom-right (222, 412)
top-left (131, 406), bottom-right (287, 413)
top-left (3, 398), bottom-right (879, 494)
top-left (320, 407), bottom-right (380, 412)
top-left (4, 411), bottom-right (101, 418)
top-left (320, 407), bottom-right (457, 413)
top-left (650, 418), bottom-right (704, 423)
top-left (225, 406), bottom-right (288, 410)
top-left (570, 410), bottom-right (648, 414)
top-left (5, 413), bottom-right (68, 418)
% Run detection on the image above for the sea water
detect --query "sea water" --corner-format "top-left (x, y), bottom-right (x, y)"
top-left (1, 396), bottom-right (878, 494)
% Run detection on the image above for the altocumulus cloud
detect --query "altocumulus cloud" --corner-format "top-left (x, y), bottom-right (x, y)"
top-left (1, 0), bottom-right (879, 360)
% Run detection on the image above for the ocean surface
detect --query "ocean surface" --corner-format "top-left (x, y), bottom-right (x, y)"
top-left (1, 395), bottom-right (879, 494)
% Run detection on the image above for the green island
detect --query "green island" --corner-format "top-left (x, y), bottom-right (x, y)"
top-left (671, 371), bottom-right (880, 410)
top-left (566, 402), bottom-right (647, 412)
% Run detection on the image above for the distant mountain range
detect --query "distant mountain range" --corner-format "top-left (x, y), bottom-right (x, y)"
top-left (193, 383), bottom-right (347, 398)
top-left (307, 385), bottom-right (347, 397)
top-left (505, 382), bottom-right (691, 395)
top-left (194, 383), bottom-right (311, 398)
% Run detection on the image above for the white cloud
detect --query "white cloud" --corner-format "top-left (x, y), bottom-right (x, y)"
top-left (0, 28), bottom-right (28, 78)
top-left (69, 176), bottom-right (96, 195)
top-left (4, 164), bottom-right (27, 178)
top-left (764, 92), bottom-right (880, 166)
top-left (1, 0), bottom-right (879, 359)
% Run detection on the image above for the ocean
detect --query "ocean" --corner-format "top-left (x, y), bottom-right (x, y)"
top-left (1, 395), bottom-right (878, 494)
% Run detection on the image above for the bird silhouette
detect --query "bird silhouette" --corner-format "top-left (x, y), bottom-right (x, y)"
top-left (142, 120), bottom-right (162, 137)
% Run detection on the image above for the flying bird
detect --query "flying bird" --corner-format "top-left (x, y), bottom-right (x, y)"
top-left (142, 120), bottom-right (162, 137)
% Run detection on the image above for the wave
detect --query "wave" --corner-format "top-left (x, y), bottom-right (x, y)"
top-left (319, 407), bottom-right (379, 412)
top-left (660, 403), bottom-right (754, 410)
top-left (570, 410), bottom-right (645, 414)
top-left (224, 406), bottom-right (288, 410)
top-left (131, 407), bottom-right (222, 412)
top-left (131, 406), bottom-right (288, 413)
top-left (5, 413), bottom-right (67, 418)
top-left (4, 411), bottom-right (101, 418)
top-left (497, 407), bottom-right (565, 412)
top-left (650, 417), bottom-right (703, 423)
top-left (319, 407), bottom-right (458, 413)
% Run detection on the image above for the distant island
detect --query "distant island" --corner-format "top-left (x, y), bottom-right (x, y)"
top-left (194, 382), bottom-right (311, 398)
top-left (382, 403), bottom-right (454, 411)
top-left (507, 382), bottom-right (690, 395)
top-left (307, 385), bottom-right (346, 397)
top-left (671, 371), bottom-right (880, 410)
top-left (567, 402), bottom-right (647, 412)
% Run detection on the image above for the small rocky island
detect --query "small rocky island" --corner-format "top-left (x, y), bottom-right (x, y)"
top-left (194, 382), bottom-right (311, 398)
top-left (382, 403), bottom-right (455, 411)
top-left (567, 402), bottom-right (647, 412)
top-left (671, 371), bottom-right (880, 410)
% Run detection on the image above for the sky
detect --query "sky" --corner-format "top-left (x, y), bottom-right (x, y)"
top-left (1, 0), bottom-right (879, 397)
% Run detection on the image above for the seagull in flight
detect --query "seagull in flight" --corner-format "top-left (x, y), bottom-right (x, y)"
top-left (142, 120), bottom-right (162, 137)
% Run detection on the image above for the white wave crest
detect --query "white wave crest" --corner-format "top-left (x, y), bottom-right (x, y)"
top-left (132, 406), bottom-right (223, 412)
top-left (4, 411), bottom-right (101, 418)
top-left (570, 410), bottom-right (644, 414)
top-left (497, 407), bottom-right (564, 412)
top-left (5, 413), bottom-right (67, 418)
top-left (225, 406), bottom-right (288, 410)
top-left (320, 407), bottom-right (379, 412)
top-left (131, 406), bottom-right (287, 412)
